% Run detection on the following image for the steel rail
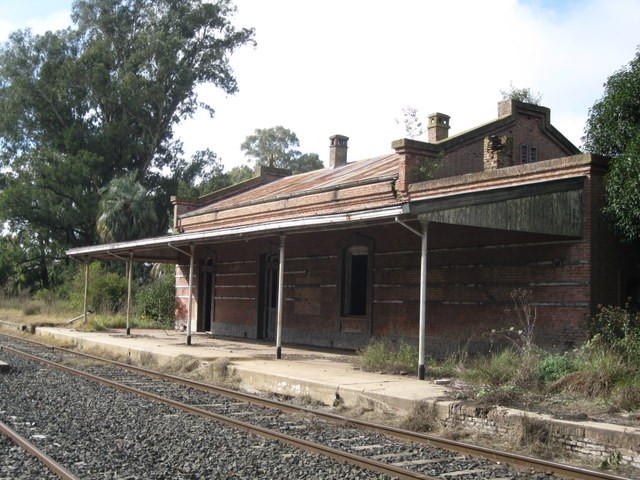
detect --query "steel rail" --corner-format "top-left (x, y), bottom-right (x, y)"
top-left (1, 344), bottom-right (435, 480)
top-left (0, 419), bottom-right (80, 480)
top-left (0, 332), bottom-right (630, 480)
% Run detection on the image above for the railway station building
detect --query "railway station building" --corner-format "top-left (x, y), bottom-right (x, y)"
top-left (67, 99), bottom-right (635, 362)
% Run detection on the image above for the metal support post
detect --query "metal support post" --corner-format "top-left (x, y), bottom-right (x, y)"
top-left (276, 235), bottom-right (286, 359)
top-left (83, 262), bottom-right (89, 324)
top-left (126, 252), bottom-right (133, 336)
top-left (186, 244), bottom-right (195, 346)
top-left (418, 220), bottom-right (428, 380)
top-left (395, 217), bottom-right (429, 380)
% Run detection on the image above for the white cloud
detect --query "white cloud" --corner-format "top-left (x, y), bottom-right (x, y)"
top-left (0, 10), bottom-right (71, 41)
top-left (3, 1), bottom-right (639, 168)
top-left (175, 0), bottom-right (640, 168)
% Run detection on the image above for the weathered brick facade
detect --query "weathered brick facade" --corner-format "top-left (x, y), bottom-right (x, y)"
top-left (163, 100), bottom-right (634, 356)
top-left (68, 100), bottom-right (634, 356)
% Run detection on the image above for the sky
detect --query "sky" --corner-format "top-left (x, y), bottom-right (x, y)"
top-left (1, 0), bottom-right (640, 170)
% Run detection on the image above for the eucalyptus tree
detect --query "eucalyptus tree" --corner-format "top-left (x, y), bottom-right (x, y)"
top-left (0, 0), bottom-right (254, 290)
top-left (241, 126), bottom-right (324, 173)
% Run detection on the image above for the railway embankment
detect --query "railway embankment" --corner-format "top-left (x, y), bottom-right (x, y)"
top-left (2, 322), bottom-right (638, 472)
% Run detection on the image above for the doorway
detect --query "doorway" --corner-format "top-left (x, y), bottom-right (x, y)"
top-left (197, 257), bottom-right (215, 332)
top-left (258, 252), bottom-right (279, 339)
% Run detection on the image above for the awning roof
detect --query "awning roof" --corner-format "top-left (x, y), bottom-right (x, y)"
top-left (66, 205), bottom-right (407, 263)
top-left (67, 155), bottom-right (597, 264)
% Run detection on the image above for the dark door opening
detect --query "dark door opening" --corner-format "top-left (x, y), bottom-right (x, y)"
top-left (197, 258), bottom-right (215, 332)
top-left (348, 254), bottom-right (368, 316)
top-left (258, 253), bottom-right (278, 340)
top-left (342, 246), bottom-right (369, 317)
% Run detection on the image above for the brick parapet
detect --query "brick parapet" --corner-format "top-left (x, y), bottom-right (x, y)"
top-left (408, 154), bottom-right (603, 201)
top-left (442, 402), bottom-right (640, 468)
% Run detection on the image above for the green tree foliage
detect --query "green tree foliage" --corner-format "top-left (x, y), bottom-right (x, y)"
top-left (0, 0), bottom-right (254, 291)
top-left (241, 126), bottom-right (324, 173)
top-left (500, 82), bottom-right (542, 105)
top-left (584, 48), bottom-right (640, 242)
top-left (227, 164), bottom-right (254, 184)
top-left (134, 264), bottom-right (175, 326)
top-left (97, 172), bottom-right (159, 243)
top-left (69, 262), bottom-right (129, 313)
top-left (176, 149), bottom-right (235, 197)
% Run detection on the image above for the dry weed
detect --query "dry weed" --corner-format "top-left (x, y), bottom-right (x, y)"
top-left (162, 354), bottom-right (201, 375)
top-left (549, 371), bottom-right (613, 398)
top-left (201, 358), bottom-right (241, 387)
top-left (294, 393), bottom-right (326, 408)
top-left (510, 415), bottom-right (557, 460)
top-left (342, 396), bottom-right (400, 425)
top-left (400, 400), bottom-right (440, 433)
top-left (137, 351), bottom-right (157, 368)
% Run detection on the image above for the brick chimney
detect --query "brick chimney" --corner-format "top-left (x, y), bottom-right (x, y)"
top-left (329, 134), bottom-right (349, 168)
top-left (427, 113), bottom-right (450, 142)
top-left (498, 99), bottom-right (514, 117)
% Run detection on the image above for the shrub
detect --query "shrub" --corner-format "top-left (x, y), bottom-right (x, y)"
top-left (68, 262), bottom-right (129, 314)
top-left (21, 301), bottom-right (41, 316)
top-left (537, 353), bottom-right (579, 383)
top-left (588, 303), bottom-right (640, 365)
top-left (134, 270), bottom-right (175, 327)
top-left (553, 347), bottom-right (629, 398)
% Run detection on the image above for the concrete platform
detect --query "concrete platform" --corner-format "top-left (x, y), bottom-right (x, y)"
top-left (34, 327), bottom-right (449, 412)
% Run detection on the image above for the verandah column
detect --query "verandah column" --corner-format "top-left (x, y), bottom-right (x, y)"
top-left (418, 220), bottom-right (429, 380)
top-left (276, 234), bottom-right (286, 359)
top-left (83, 261), bottom-right (89, 324)
top-left (186, 244), bottom-right (195, 346)
top-left (126, 252), bottom-right (133, 336)
top-left (394, 217), bottom-right (430, 380)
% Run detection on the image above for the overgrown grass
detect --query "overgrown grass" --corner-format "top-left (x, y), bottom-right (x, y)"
top-left (463, 348), bottom-right (521, 385)
top-left (356, 340), bottom-right (418, 374)
top-left (0, 293), bottom-right (173, 332)
top-left (75, 314), bottom-right (166, 332)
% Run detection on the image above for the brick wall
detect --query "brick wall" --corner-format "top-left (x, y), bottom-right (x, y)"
top-left (443, 402), bottom-right (640, 468)
top-left (180, 218), bottom-right (596, 356)
top-left (172, 154), bottom-right (627, 356)
top-left (435, 113), bottom-right (576, 178)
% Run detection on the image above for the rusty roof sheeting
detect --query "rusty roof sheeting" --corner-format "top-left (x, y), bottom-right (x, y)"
top-left (183, 153), bottom-right (399, 217)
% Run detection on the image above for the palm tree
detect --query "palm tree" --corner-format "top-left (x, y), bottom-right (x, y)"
top-left (96, 171), bottom-right (159, 335)
top-left (96, 171), bottom-right (158, 243)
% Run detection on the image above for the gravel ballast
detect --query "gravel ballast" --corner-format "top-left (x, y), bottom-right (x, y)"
top-left (0, 350), bottom-right (388, 479)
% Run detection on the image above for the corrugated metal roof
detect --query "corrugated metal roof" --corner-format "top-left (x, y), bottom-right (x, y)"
top-left (184, 153), bottom-right (399, 216)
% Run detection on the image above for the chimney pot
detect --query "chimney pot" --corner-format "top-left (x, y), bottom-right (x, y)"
top-left (427, 113), bottom-right (450, 142)
top-left (329, 134), bottom-right (349, 168)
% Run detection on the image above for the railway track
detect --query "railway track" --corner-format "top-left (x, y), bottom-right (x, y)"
top-left (0, 419), bottom-right (78, 480)
top-left (0, 331), bottom-right (631, 480)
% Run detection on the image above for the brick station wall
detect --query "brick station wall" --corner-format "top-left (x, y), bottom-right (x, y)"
top-left (175, 216), bottom-right (600, 355)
